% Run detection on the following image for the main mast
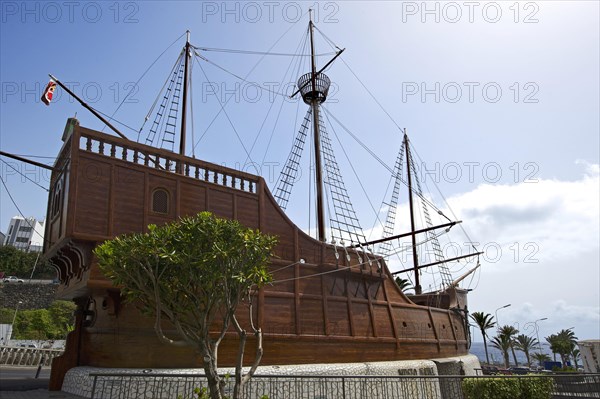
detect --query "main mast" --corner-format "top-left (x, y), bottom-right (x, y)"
top-left (308, 13), bottom-right (326, 242)
top-left (179, 30), bottom-right (191, 159)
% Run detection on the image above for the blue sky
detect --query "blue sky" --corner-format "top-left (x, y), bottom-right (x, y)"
top-left (1, 1), bottom-right (598, 341)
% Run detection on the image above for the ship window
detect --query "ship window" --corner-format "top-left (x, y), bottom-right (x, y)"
top-left (51, 182), bottom-right (63, 218)
top-left (152, 189), bottom-right (169, 214)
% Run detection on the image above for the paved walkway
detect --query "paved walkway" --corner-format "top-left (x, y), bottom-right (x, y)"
top-left (0, 368), bottom-right (86, 399)
top-left (1, 389), bottom-right (86, 399)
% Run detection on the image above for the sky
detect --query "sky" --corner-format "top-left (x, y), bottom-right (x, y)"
top-left (0, 1), bottom-right (598, 341)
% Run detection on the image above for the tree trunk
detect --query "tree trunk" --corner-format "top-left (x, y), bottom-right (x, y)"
top-left (510, 345), bottom-right (518, 366)
top-left (503, 351), bottom-right (510, 369)
top-left (483, 337), bottom-right (490, 365)
top-left (201, 344), bottom-right (223, 399)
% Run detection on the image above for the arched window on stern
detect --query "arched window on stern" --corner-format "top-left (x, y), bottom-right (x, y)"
top-left (152, 188), bottom-right (169, 214)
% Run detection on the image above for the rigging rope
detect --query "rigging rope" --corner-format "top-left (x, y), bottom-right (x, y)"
top-left (245, 27), bottom-right (311, 167)
top-left (195, 47), bottom-right (336, 57)
top-left (104, 32), bottom-right (187, 135)
top-left (139, 48), bottom-right (185, 142)
top-left (0, 159), bottom-right (49, 192)
top-left (196, 61), bottom-right (254, 163)
top-left (192, 9), bottom-right (309, 155)
top-left (0, 174), bottom-right (50, 245)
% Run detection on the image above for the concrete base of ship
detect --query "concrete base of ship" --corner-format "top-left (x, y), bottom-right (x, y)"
top-left (61, 354), bottom-right (480, 398)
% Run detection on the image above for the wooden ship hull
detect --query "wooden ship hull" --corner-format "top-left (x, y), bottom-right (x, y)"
top-left (44, 120), bottom-right (470, 389)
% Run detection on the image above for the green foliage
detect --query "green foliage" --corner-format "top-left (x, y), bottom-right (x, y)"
top-left (552, 366), bottom-right (577, 373)
top-left (462, 377), bottom-right (554, 399)
top-left (491, 333), bottom-right (512, 368)
top-left (0, 246), bottom-right (55, 279)
top-left (95, 212), bottom-right (277, 399)
top-left (532, 352), bottom-right (551, 367)
top-left (1, 300), bottom-right (76, 340)
top-left (546, 329), bottom-right (578, 366)
top-left (95, 212), bottom-right (277, 320)
top-left (470, 312), bottom-right (496, 338)
top-left (394, 277), bottom-right (412, 293)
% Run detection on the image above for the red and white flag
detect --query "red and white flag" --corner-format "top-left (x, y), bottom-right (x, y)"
top-left (41, 80), bottom-right (56, 106)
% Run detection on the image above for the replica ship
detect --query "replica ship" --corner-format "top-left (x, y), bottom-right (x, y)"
top-left (41, 20), bottom-right (481, 389)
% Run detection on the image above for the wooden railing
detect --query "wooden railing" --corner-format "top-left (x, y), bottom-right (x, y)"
top-left (77, 128), bottom-right (259, 195)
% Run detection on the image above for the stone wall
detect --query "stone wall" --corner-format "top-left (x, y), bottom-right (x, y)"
top-left (0, 282), bottom-right (59, 309)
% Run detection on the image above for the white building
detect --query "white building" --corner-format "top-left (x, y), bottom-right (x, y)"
top-left (578, 340), bottom-right (600, 373)
top-left (3, 216), bottom-right (45, 252)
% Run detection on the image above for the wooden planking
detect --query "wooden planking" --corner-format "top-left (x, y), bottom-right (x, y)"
top-left (263, 296), bottom-right (296, 335)
top-left (179, 181), bottom-right (207, 216)
top-left (299, 297), bottom-right (324, 335)
top-left (298, 265), bottom-right (322, 296)
top-left (327, 300), bottom-right (351, 336)
top-left (112, 166), bottom-right (145, 236)
top-left (372, 304), bottom-right (394, 338)
top-left (351, 303), bottom-right (373, 337)
top-left (208, 189), bottom-right (234, 220)
top-left (235, 194), bottom-right (260, 229)
top-left (392, 306), bottom-right (437, 340)
top-left (72, 158), bottom-right (110, 236)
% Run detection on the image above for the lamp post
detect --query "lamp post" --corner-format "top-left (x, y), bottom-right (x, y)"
top-left (495, 304), bottom-right (511, 330)
top-left (6, 301), bottom-right (23, 343)
top-left (534, 318), bottom-right (548, 354)
top-left (525, 317), bottom-right (548, 355)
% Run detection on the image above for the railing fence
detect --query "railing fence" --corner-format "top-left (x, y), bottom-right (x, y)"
top-left (0, 345), bottom-right (63, 367)
top-left (87, 372), bottom-right (600, 399)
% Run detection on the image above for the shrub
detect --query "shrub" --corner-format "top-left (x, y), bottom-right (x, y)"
top-left (462, 376), bottom-right (554, 399)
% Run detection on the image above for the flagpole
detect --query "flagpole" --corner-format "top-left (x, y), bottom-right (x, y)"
top-left (48, 74), bottom-right (128, 141)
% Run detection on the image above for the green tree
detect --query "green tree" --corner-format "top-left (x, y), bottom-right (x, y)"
top-left (491, 333), bottom-right (512, 369)
top-left (572, 349), bottom-right (580, 369)
top-left (499, 325), bottom-right (520, 366)
top-left (95, 212), bottom-right (277, 399)
top-left (546, 329), bottom-right (578, 367)
top-left (394, 277), bottom-right (413, 294)
top-left (27, 309), bottom-right (54, 340)
top-left (470, 312), bottom-right (496, 365)
top-left (514, 334), bottom-right (538, 368)
top-left (47, 301), bottom-right (77, 339)
top-left (546, 334), bottom-right (559, 362)
top-left (1, 301), bottom-right (75, 341)
top-left (0, 246), bottom-right (55, 279)
top-left (532, 352), bottom-right (551, 369)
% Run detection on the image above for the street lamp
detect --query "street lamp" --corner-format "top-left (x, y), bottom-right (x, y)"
top-left (495, 304), bottom-right (511, 330)
top-left (534, 318), bottom-right (548, 354)
top-left (6, 301), bottom-right (23, 343)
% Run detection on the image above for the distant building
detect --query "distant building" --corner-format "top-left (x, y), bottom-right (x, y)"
top-left (0, 231), bottom-right (5, 246)
top-left (578, 340), bottom-right (600, 373)
top-left (2, 216), bottom-right (45, 252)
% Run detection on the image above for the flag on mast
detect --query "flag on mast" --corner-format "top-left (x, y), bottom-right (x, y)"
top-left (41, 79), bottom-right (57, 106)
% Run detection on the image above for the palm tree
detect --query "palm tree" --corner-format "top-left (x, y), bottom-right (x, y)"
top-left (514, 334), bottom-right (538, 368)
top-left (546, 334), bottom-right (559, 362)
top-left (532, 352), bottom-right (550, 369)
top-left (491, 333), bottom-right (512, 368)
top-left (546, 329), bottom-right (578, 367)
top-left (394, 277), bottom-right (413, 294)
top-left (572, 349), bottom-right (581, 369)
top-left (499, 325), bottom-right (520, 366)
top-left (470, 312), bottom-right (496, 365)
top-left (556, 329), bottom-right (578, 367)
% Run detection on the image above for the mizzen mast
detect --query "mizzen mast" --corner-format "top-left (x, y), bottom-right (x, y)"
top-left (404, 131), bottom-right (422, 295)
